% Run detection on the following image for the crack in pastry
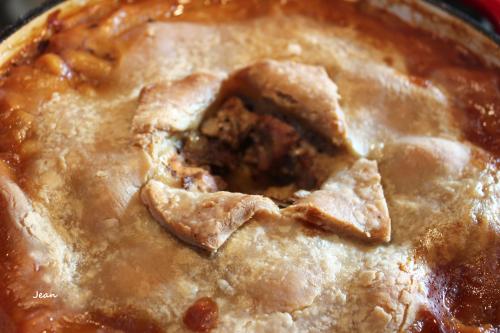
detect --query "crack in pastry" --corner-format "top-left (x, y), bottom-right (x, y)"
top-left (284, 158), bottom-right (391, 243)
top-left (141, 180), bottom-right (280, 252)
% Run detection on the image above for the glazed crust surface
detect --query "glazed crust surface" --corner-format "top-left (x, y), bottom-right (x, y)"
top-left (0, 1), bottom-right (498, 332)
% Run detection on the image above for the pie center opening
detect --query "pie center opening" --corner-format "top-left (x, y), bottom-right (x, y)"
top-left (181, 96), bottom-right (334, 205)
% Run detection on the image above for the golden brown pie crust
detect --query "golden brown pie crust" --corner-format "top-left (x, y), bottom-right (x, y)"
top-left (0, 0), bottom-right (498, 332)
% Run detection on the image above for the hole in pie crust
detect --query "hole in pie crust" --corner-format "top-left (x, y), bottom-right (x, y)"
top-left (181, 96), bottom-right (336, 206)
top-left (136, 60), bottom-right (392, 250)
top-left (178, 59), bottom-right (350, 206)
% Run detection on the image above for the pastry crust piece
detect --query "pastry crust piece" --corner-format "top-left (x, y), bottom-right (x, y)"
top-left (284, 158), bottom-right (391, 243)
top-left (231, 59), bottom-right (348, 147)
top-left (141, 180), bottom-right (280, 252)
top-left (132, 72), bottom-right (224, 134)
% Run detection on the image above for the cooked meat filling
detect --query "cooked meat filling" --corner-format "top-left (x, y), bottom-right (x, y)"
top-left (200, 97), bottom-right (259, 149)
top-left (182, 96), bottom-right (333, 204)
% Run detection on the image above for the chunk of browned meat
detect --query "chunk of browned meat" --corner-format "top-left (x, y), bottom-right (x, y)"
top-left (231, 60), bottom-right (347, 147)
top-left (182, 133), bottom-right (238, 170)
top-left (243, 114), bottom-right (300, 172)
top-left (284, 158), bottom-right (391, 243)
top-left (193, 96), bottom-right (324, 195)
top-left (133, 72), bottom-right (224, 134)
top-left (167, 156), bottom-right (224, 192)
top-left (141, 180), bottom-right (280, 252)
top-left (201, 97), bottom-right (259, 149)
